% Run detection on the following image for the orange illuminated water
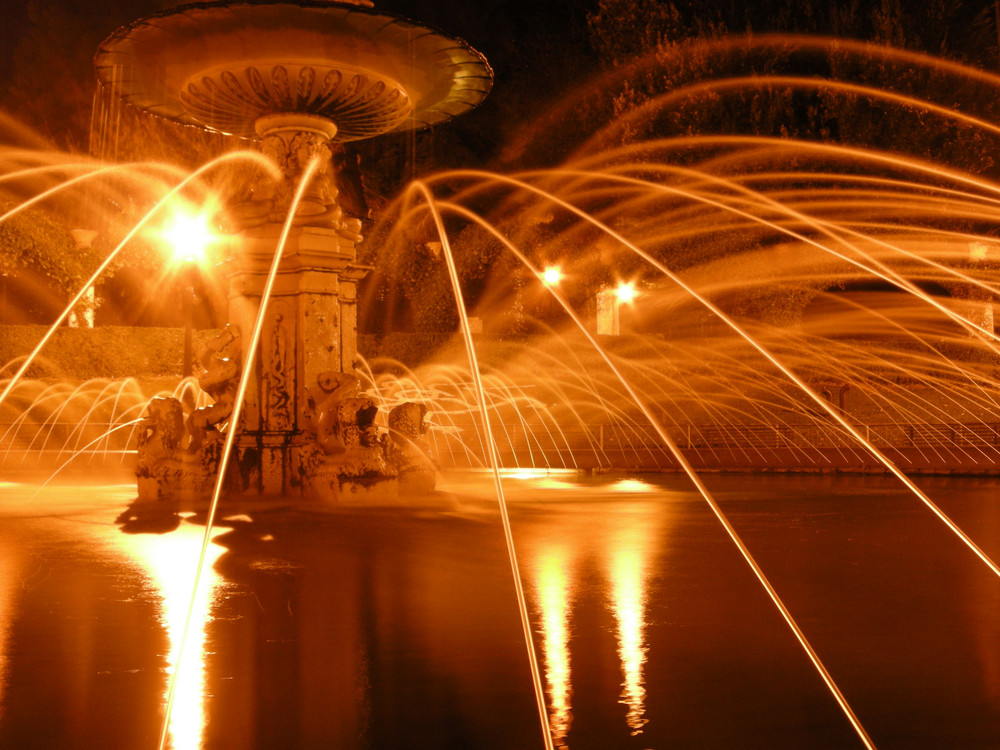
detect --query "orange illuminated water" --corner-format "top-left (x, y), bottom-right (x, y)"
top-left (1, 475), bottom-right (1000, 748)
top-left (533, 546), bottom-right (574, 745)
top-left (607, 521), bottom-right (653, 735)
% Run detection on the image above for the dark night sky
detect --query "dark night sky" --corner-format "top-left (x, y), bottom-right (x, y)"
top-left (1, 1), bottom-right (995, 170)
top-left (0, 4), bottom-right (26, 76)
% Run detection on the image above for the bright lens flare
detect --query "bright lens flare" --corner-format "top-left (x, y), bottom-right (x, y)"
top-left (616, 283), bottom-right (636, 303)
top-left (543, 266), bottom-right (562, 286)
top-left (160, 209), bottom-right (217, 267)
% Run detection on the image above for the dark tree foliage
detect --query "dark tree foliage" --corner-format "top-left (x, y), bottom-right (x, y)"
top-left (451, 0), bottom-right (1000, 331)
top-left (582, 0), bottom-right (1000, 166)
top-left (0, 201), bottom-right (103, 322)
top-left (5, 0), bottom-right (997, 334)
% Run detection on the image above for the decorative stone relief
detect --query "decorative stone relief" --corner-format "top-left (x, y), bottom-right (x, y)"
top-left (263, 307), bottom-right (293, 431)
top-left (179, 63), bottom-right (412, 140)
top-left (227, 127), bottom-right (366, 240)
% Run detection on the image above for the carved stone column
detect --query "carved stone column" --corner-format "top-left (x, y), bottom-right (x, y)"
top-left (227, 114), bottom-right (371, 497)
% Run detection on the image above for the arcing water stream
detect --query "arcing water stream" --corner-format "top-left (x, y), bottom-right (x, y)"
top-left (6, 33), bottom-right (1000, 748)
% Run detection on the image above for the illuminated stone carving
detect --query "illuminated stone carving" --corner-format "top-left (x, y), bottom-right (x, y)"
top-left (135, 328), bottom-right (243, 502)
top-left (388, 402), bottom-right (436, 493)
top-left (188, 325), bottom-right (242, 451)
top-left (179, 63), bottom-right (412, 140)
top-left (97, 1), bottom-right (491, 504)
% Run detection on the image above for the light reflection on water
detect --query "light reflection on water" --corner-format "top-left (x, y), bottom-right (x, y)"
top-left (533, 545), bottom-right (574, 746)
top-left (0, 484), bottom-right (224, 748)
top-left (0, 547), bottom-right (15, 725)
top-left (116, 522), bottom-right (225, 750)
top-left (524, 490), bottom-right (665, 746)
top-left (606, 478), bottom-right (657, 494)
top-left (607, 521), bottom-right (653, 735)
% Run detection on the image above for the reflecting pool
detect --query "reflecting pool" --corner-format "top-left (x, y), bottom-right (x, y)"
top-left (0, 473), bottom-right (999, 749)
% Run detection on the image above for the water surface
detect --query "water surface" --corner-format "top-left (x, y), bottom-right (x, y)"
top-left (1, 473), bottom-right (998, 749)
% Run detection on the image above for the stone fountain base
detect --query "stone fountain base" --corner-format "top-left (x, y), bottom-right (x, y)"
top-left (94, 0), bottom-right (490, 514)
top-left (135, 373), bottom-right (436, 507)
top-left (131, 166), bottom-right (440, 507)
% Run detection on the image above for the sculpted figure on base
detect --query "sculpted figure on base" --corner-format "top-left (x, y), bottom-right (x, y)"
top-left (136, 351), bottom-right (436, 504)
top-left (300, 371), bottom-right (437, 503)
top-left (387, 402), bottom-right (436, 493)
top-left (187, 325), bottom-right (242, 451)
top-left (226, 132), bottom-right (364, 243)
top-left (135, 327), bottom-right (243, 503)
top-left (136, 396), bottom-right (223, 503)
top-left (304, 371), bottom-right (390, 478)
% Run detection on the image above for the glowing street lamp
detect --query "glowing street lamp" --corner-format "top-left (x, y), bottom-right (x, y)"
top-left (539, 266), bottom-right (564, 319)
top-left (157, 207), bottom-right (219, 376)
top-left (616, 282), bottom-right (636, 304)
top-left (597, 282), bottom-right (638, 335)
top-left (161, 209), bottom-right (217, 269)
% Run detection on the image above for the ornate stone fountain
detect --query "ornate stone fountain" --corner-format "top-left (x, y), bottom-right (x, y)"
top-left (95, 0), bottom-right (491, 504)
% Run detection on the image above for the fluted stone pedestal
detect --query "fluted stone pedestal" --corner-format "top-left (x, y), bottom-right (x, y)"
top-left (228, 224), bottom-right (371, 497)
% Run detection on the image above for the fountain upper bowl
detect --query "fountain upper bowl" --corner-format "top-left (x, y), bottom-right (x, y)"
top-left (94, 1), bottom-right (493, 140)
